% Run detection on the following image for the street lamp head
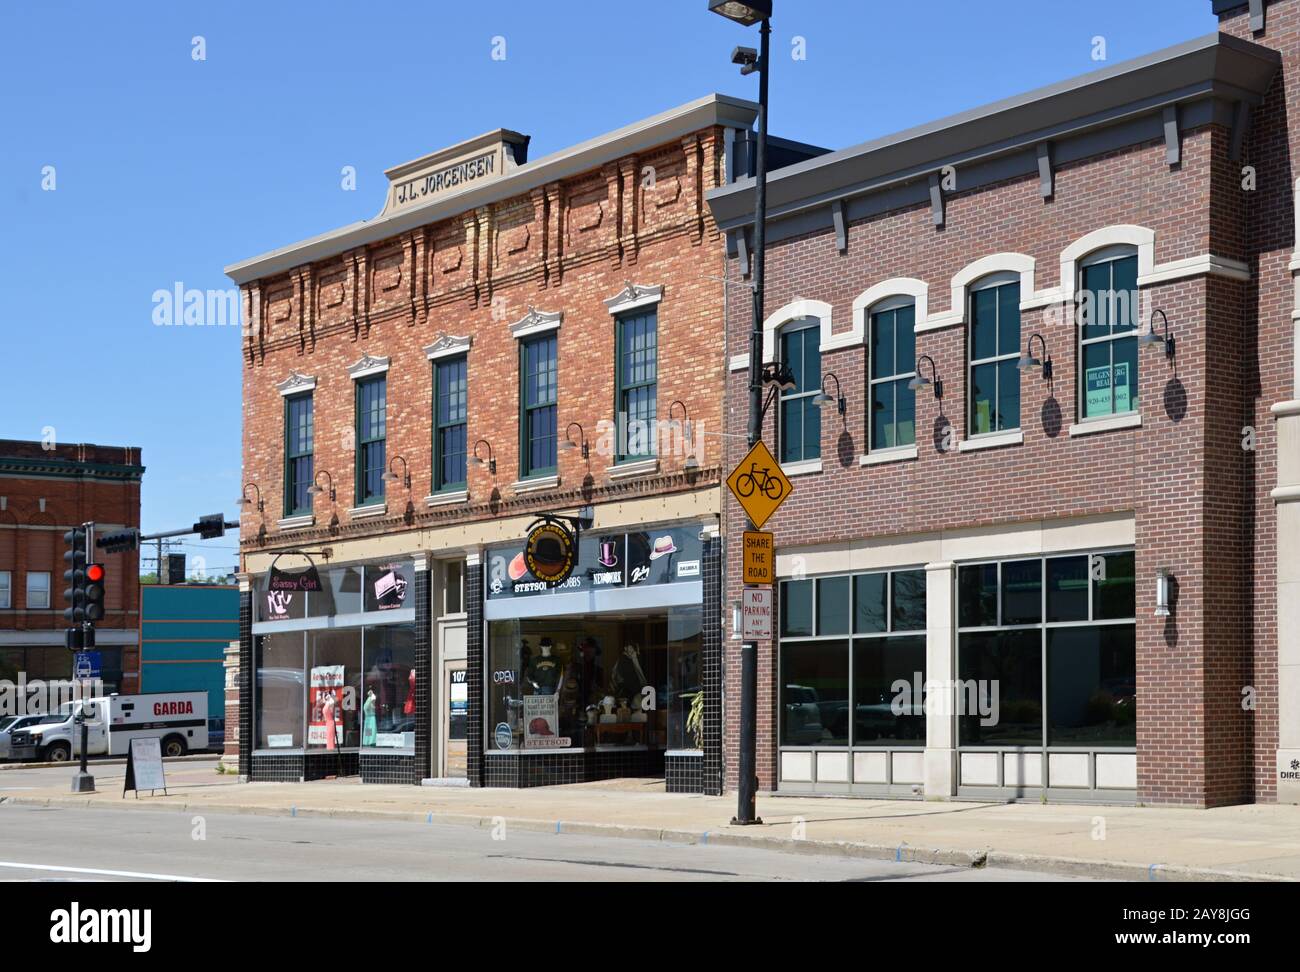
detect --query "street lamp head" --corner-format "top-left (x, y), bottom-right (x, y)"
top-left (731, 45), bottom-right (758, 67)
top-left (708, 0), bottom-right (772, 26)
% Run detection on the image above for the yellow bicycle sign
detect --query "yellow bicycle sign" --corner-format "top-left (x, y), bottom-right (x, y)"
top-left (726, 440), bottom-right (793, 529)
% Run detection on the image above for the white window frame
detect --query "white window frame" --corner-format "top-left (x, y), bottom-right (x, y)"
top-left (26, 571), bottom-right (50, 610)
top-left (1077, 246), bottom-right (1141, 424)
top-left (0, 570), bottom-right (10, 609)
top-left (967, 272), bottom-right (1022, 438)
top-left (867, 296), bottom-right (918, 454)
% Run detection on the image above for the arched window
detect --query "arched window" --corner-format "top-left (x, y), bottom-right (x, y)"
top-left (968, 272), bottom-right (1022, 436)
top-left (1078, 246), bottom-right (1139, 420)
top-left (868, 297), bottom-right (916, 452)
top-left (779, 318), bottom-right (821, 464)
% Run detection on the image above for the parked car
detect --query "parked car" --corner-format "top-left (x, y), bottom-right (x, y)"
top-left (207, 716), bottom-right (226, 752)
top-left (0, 714), bottom-right (46, 760)
top-left (783, 684), bottom-right (824, 744)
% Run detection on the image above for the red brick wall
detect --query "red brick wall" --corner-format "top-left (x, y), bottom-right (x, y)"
top-left (722, 115), bottom-right (1274, 805)
top-left (239, 128), bottom-right (730, 557)
top-left (1217, 0), bottom-right (1300, 805)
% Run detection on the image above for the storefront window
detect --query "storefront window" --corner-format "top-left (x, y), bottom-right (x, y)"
top-left (780, 568), bottom-right (927, 748)
top-left (957, 551), bottom-right (1136, 752)
top-left (310, 565), bottom-right (362, 617)
top-left (256, 632), bottom-right (304, 749)
top-left (488, 610), bottom-right (699, 753)
top-left (307, 629), bottom-right (361, 750)
top-left (362, 623), bottom-right (417, 750)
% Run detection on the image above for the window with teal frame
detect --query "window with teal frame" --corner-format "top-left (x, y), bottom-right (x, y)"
top-left (284, 393), bottom-right (314, 516)
top-left (869, 302), bottom-right (916, 450)
top-left (616, 309), bottom-right (657, 462)
top-left (779, 320), bottom-right (820, 463)
top-left (1079, 252), bottom-right (1139, 420)
top-left (433, 357), bottom-right (467, 491)
top-left (520, 334), bottom-right (557, 477)
top-left (355, 376), bottom-right (386, 505)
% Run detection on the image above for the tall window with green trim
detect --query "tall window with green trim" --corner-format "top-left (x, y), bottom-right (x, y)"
top-left (520, 334), bottom-right (557, 477)
top-left (968, 279), bottom-right (1021, 435)
top-left (1079, 251), bottom-right (1139, 419)
top-left (779, 320), bottom-right (820, 464)
top-left (869, 302), bottom-right (916, 450)
top-left (355, 376), bottom-right (387, 505)
top-left (616, 309), bottom-right (657, 461)
top-left (284, 393), bottom-right (314, 516)
top-left (433, 357), bottom-right (468, 491)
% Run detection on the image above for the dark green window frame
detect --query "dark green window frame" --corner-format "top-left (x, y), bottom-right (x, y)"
top-left (1078, 251), bottom-right (1140, 420)
top-left (520, 334), bottom-right (557, 478)
top-left (869, 301), bottom-right (917, 451)
top-left (355, 375), bottom-right (387, 505)
top-left (284, 392), bottom-right (314, 517)
top-left (432, 356), bottom-right (468, 492)
top-left (779, 320), bottom-right (821, 464)
top-left (968, 278), bottom-right (1022, 436)
top-left (615, 309), bottom-right (658, 462)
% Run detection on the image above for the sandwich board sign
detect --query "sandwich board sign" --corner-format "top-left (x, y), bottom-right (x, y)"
top-left (123, 737), bottom-right (167, 798)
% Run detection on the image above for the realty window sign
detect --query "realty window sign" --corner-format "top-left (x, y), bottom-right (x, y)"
top-left (741, 588), bottom-right (773, 640)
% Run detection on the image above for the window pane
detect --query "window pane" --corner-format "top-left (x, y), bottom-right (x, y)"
top-left (307, 629), bottom-right (362, 750)
top-left (780, 579), bottom-right (813, 637)
top-left (871, 310), bottom-right (895, 379)
top-left (995, 358), bottom-right (1021, 431)
top-left (1001, 559), bottom-right (1041, 625)
top-left (256, 632), bottom-right (304, 749)
top-left (1081, 262), bottom-right (1110, 339)
top-left (958, 629), bottom-right (1042, 746)
top-left (1111, 256), bottom-right (1138, 332)
top-left (896, 305), bottom-right (916, 375)
top-left (970, 361), bottom-right (996, 435)
top-left (853, 572), bottom-right (887, 633)
top-left (362, 624), bottom-right (417, 750)
top-left (1093, 551), bottom-right (1136, 620)
top-left (781, 640), bottom-right (848, 746)
top-left (1047, 625), bottom-right (1136, 746)
top-left (958, 564), bottom-right (998, 628)
top-left (872, 382), bottom-right (894, 449)
top-left (802, 393), bottom-right (821, 461)
top-left (1046, 556), bottom-right (1089, 622)
top-left (780, 397), bottom-right (803, 463)
top-left (1113, 336), bottom-right (1138, 413)
top-left (816, 576), bottom-right (850, 635)
top-left (894, 378), bottom-right (916, 446)
top-left (1082, 340), bottom-right (1113, 418)
top-left (997, 283), bottom-right (1020, 356)
top-left (971, 288), bottom-right (997, 361)
top-left (891, 570), bottom-right (926, 631)
top-left (801, 327), bottom-right (821, 391)
top-left (852, 635), bottom-right (926, 746)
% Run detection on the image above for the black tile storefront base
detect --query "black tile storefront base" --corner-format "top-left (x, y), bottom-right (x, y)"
top-left (485, 749), bottom-right (667, 788)
top-left (304, 751), bottom-right (359, 780)
top-left (359, 753), bottom-right (418, 785)
top-left (250, 753), bottom-right (305, 782)
top-left (665, 752), bottom-right (705, 793)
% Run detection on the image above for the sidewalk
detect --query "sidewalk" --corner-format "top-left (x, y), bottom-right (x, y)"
top-left (5, 765), bottom-right (1299, 881)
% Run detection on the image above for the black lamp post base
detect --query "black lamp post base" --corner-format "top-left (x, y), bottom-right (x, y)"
top-left (729, 816), bottom-right (764, 826)
top-left (70, 772), bottom-right (95, 794)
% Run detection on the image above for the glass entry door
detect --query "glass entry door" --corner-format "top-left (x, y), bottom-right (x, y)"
top-left (444, 662), bottom-right (467, 778)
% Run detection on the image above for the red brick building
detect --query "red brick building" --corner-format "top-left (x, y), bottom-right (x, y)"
top-left (0, 440), bottom-right (144, 697)
top-left (706, 2), bottom-right (1298, 808)
top-left (226, 97), bottom-right (820, 788)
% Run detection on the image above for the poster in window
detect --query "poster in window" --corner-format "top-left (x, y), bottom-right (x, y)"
top-left (523, 695), bottom-right (569, 749)
top-left (365, 562), bottom-right (412, 611)
top-left (1112, 361), bottom-right (1130, 413)
top-left (307, 665), bottom-right (345, 747)
top-left (1085, 364), bottom-right (1112, 415)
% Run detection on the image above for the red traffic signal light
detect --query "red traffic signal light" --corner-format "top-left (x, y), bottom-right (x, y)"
top-left (84, 563), bottom-right (106, 621)
top-left (86, 563), bottom-right (105, 584)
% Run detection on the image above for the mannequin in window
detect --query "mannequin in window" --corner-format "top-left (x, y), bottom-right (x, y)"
top-left (524, 637), bottom-right (564, 696)
top-left (363, 689), bottom-right (377, 746)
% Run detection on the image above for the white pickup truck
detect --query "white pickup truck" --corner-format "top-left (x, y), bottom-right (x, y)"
top-left (7, 692), bottom-right (209, 763)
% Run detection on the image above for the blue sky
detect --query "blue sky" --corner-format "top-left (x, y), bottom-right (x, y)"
top-left (0, 0), bottom-right (1216, 575)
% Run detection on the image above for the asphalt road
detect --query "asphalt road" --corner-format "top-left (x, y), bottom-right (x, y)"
top-left (0, 801), bottom-right (1095, 882)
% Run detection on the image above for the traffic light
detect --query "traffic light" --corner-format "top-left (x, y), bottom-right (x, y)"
top-left (97, 528), bottom-right (139, 554)
top-left (194, 513), bottom-right (226, 540)
top-left (84, 563), bottom-right (105, 622)
top-left (63, 527), bottom-right (87, 624)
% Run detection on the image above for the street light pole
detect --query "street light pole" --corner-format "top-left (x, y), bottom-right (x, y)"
top-left (709, 0), bottom-right (772, 827)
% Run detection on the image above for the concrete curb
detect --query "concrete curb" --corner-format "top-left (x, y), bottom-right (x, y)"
top-left (2, 792), bottom-right (1292, 882)
top-left (0, 754), bottom-right (217, 772)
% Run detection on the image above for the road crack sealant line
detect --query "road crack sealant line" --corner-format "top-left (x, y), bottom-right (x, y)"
top-left (0, 794), bottom-right (1292, 882)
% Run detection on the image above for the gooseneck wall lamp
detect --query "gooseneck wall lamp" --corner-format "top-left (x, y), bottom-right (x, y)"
top-left (383, 455), bottom-right (411, 490)
top-left (1017, 333), bottom-right (1054, 380)
top-left (237, 482), bottom-right (264, 514)
top-left (307, 470), bottom-right (336, 503)
top-left (813, 372), bottom-right (846, 415)
top-left (469, 439), bottom-right (497, 476)
top-left (1141, 309), bottom-right (1176, 360)
top-left (908, 355), bottom-right (943, 398)
top-left (559, 422), bottom-right (590, 459)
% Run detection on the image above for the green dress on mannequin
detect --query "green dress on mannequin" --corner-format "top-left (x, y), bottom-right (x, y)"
top-left (363, 690), bottom-right (377, 746)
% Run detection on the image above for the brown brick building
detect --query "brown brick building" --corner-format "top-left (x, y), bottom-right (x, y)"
top-left (706, 1), bottom-right (1299, 808)
top-left (0, 440), bottom-right (144, 697)
top-left (226, 97), bottom-right (820, 788)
